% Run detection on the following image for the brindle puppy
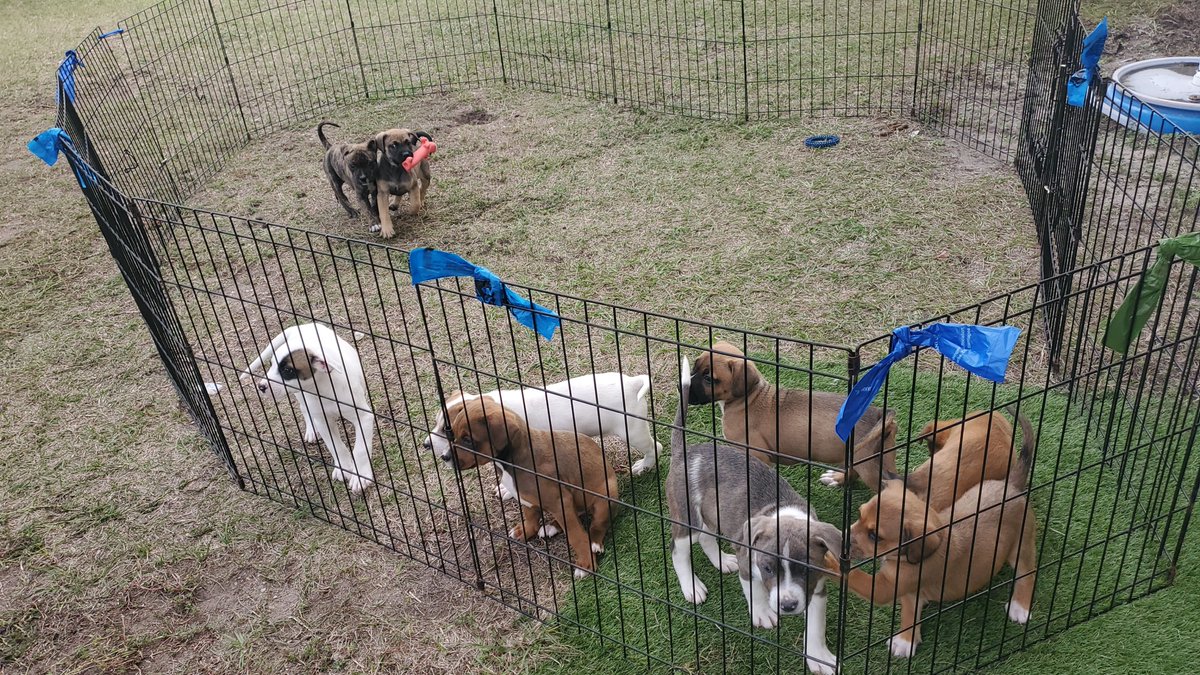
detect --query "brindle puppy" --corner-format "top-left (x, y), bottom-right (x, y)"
top-left (374, 128), bottom-right (434, 238)
top-left (317, 122), bottom-right (380, 231)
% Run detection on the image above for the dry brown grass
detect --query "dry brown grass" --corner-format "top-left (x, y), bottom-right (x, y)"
top-left (4, 1), bottom-right (1195, 674)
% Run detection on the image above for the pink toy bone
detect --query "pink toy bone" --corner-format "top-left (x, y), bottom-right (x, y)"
top-left (403, 138), bottom-right (436, 172)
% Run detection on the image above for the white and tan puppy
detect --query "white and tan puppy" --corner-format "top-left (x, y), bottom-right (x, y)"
top-left (241, 323), bottom-right (375, 493)
top-left (423, 372), bottom-right (662, 477)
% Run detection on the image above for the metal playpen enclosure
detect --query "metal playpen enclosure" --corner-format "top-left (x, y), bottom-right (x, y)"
top-left (40, 0), bottom-right (1200, 672)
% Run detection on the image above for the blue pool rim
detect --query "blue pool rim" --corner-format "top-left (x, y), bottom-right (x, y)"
top-left (1103, 83), bottom-right (1200, 136)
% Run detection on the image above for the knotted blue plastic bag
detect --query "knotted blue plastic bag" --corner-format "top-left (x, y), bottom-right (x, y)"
top-left (1067, 18), bottom-right (1108, 108)
top-left (57, 50), bottom-right (83, 104)
top-left (28, 127), bottom-right (93, 188)
top-left (408, 248), bottom-right (561, 340)
top-left (835, 322), bottom-right (1021, 441)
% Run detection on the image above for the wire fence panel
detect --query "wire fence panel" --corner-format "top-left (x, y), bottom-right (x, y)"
top-left (914, 0), bottom-right (1040, 160)
top-left (45, 0), bottom-right (1200, 672)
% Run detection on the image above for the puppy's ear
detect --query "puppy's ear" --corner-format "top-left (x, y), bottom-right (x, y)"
top-left (367, 138), bottom-right (378, 153)
top-left (727, 354), bottom-right (762, 399)
top-left (306, 350), bottom-right (330, 375)
top-left (810, 521), bottom-right (843, 560)
top-left (414, 130), bottom-right (433, 141)
top-left (448, 406), bottom-right (468, 438)
top-left (484, 404), bottom-right (526, 460)
top-left (900, 525), bottom-right (943, 563)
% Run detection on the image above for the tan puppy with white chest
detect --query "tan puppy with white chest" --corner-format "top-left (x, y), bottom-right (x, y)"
top-left (445, 397), bottom-right (619, 579)
top-left (688, 341), bottom-right (898, 489)
top-left (827, 411), bottom-right (1038, 658)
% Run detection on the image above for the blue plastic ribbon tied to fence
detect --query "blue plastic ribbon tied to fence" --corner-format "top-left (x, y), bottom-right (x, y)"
top-left (408, 248), bottom-right (561, 340)
top-left (1066, 18), bottom-right (1108, 108)
top-left (57, 50), bottom-right (83, 103)
top-left (27, 127), bottom-right (93, 188)
top-left (835, 322), bottom-right (1022, 441)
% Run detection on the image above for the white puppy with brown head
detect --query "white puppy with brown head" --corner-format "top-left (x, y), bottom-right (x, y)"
top-left (240, 323), bottom-right (375, 493)
top-left (423, 372), bottom-right (662, 479)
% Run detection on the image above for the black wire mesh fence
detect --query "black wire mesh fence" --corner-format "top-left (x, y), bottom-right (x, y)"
top-left (64, 0), bottom-right (1042, 208)
top-left (45, 0), bottom-right (1200, 673)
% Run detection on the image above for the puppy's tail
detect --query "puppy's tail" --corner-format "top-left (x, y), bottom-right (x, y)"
top-left (240, 329), bottom-right (290, 383)
top-left (633, 374), bottom-right (652, 402)
top-left (1006, 406), bottom-right (1036, 491)
top-left (316, 121), bottom-right (340, 150)
top-left (672, 357), bottom-right (690, 459)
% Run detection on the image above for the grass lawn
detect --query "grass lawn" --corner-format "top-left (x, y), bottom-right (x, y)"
top-left (4, 0), bottom-right (1199, 673)
top-left (524, 358), bottom-right (1198, 674)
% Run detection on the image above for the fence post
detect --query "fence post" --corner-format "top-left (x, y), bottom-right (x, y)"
top-left (205, 0), bottom-right (252, 142)
top-left (604, 0), bottom-right (617, 104)
top-left (413, 282), bottom-right (487, 591)
top-left (491, 0), bottom-right (507, 85)
top-left (910, 0), bottom-right (927, 117)
top-left (834, 348), bottom-right (861, 670)
top-left (343, 0), bottom-right (370, 100)
top-left (739, 0), bottom-right (750, 121)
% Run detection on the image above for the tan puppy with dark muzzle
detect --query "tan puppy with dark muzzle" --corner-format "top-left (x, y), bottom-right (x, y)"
top-left (827, 411), bottom-right (1039, 658)
top-left (445, 397), bottom-right (619, 579)
top-left (373, 128), bottom-right (433, 238)
top-left (688, 341), bottom-right (898, 490)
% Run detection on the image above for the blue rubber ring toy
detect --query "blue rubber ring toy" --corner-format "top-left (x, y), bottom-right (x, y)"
top-left (804, 134), bottom-right (840, 149)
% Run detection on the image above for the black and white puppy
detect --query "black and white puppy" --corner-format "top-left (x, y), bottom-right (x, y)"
top-left (667, 357), bottom-right (843, 675)
top-left (240, 322), bottom-right (375, 493)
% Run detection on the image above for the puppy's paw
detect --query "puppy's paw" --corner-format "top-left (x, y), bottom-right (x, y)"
top-left (679, 577), bottom-right (708, 604)
top-left (590, 541), bottom-right (604, 554)
top-left (888, 635), bottom-right (917, 659)
top-left (631, 457), bottom-right (656, 476)
top-left (719, 552), bottom-right (738, 574)
top-left (302, 429), bottom-right (319, 444)
top-left (536, 522), bottom-right (561, 539)
top-left (238, 371), bottom-right (253, 384)
top-left (495, 482), bottom-right (515, 501)
top-left (751, 604), bottom-right (779, 630)
top-left (819, 469), bottom-right (846, 487)
top-left (368, 224), bottom-right (381, 233)
top-left (805, 651), bottom-right (839, 675)
top-left (1006, 600), bottom-right (1031, 624)
top-left (380, 227), bottom-right (396, 239)
top-left (572, 564), bottom-right (594, 580)
top-left (330, 467), bottom-right (345, 483)
top-left (507, 525), bottom-right (532, 542)
top-left (345, 474), bottom-right (373, 494)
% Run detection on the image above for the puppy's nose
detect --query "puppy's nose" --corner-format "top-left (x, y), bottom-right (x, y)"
top-left (257, 382), bottom-right (268, 393)
top-left (780, 599), bottom-right (799, 613)
top-left (421, 437), bottom-right (433, 451)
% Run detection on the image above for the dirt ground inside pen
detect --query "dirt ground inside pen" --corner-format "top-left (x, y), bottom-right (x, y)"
top-left (4, 1), bottom-right (1199, 675)
top-left (192, 91), bottom-right (1037, 347)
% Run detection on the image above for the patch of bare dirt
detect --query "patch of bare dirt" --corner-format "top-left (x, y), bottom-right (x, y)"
top-left (1104, 1), bottom-right (1200, 66)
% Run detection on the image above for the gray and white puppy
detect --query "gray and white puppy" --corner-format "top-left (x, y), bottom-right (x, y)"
top-left (667, 356), bottom-right (845, 675)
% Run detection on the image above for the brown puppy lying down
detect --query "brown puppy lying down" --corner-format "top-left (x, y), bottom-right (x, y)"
top-left (446, 398), bottom-right (619, 579)
top-left (903, 409), bottom-right (1024, 512)
top-left (826, 412), bottom-right (1038, 658)
top-left (688, 341), bottom-right (897, 489)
